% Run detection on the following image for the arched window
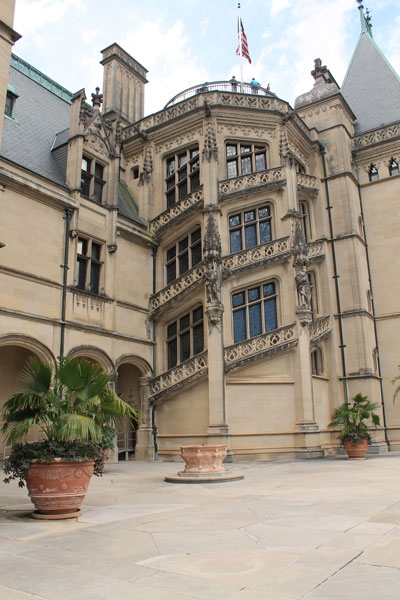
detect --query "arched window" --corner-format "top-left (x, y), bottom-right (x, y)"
top-left (131, 166), bottom-right (139, 180)
top-left (165, 227), bottom-right (202, 284)
top-left (389, 158), bottom-right (399, 177)
top-left (232, 281), bottom-right (278, 343)
top-left (165, 146), bottom-right (200, 208)
top-left (311, 347), bottom-right (323, 375)
top-left (368, 164), bottom-right (379, 182)
top-left (307, 271), bottom-right (318, 320)
top-left (300, 200), bottom-right (312, 242)
top-left (225, 142), bottom-right (267, 179)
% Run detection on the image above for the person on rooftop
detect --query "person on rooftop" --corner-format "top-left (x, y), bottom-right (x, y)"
top-left (251, 77), bottom-right (260, 94)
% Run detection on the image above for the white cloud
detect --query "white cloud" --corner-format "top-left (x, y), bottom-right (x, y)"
top-left (120, 17), bottom-right (209, 115)
top-left (270, 0), bottom-right (293, 18)
top-left (14, 0), bottom-right (85, 36)
top-left (199, 18), bottom-right (209, 37)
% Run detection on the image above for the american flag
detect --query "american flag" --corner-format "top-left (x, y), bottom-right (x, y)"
top-left (236, 18), bottom-right (251, 64)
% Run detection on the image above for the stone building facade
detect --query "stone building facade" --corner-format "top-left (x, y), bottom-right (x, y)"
top-left (1, 3), bottom-right (399, 461)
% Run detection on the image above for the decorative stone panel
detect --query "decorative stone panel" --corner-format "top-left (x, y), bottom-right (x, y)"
top-left (309, 315), bottom-right (331, 346)
top-left (307, 239), bottom-right (325, 261)
top-left (150, 188), bottom-right (204, 236)
top-left (296, 172), bottom-right (318, 191)
top-left (219, 167), bottom-right (285, 197)
top-left (150, 351), bottom-right (208, 399)
top-left (150, 265), bottom-right (205, 314)
top-left (353, 122), bottom-right (400, 150)
top-left (222, 237), bottom-right (290, 273)
top-left (224, 323), bottom-right (297, 371)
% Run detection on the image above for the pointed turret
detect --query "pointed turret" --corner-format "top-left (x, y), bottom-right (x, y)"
top-left (341, 4), bottom-right (400, 133)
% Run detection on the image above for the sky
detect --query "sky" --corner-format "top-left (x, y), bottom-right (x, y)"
top-left (11, 0), bottom-right (400, 117)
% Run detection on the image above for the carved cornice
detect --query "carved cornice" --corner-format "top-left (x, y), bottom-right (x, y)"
top-left (224, 323), bottom-right (297, 372)
top-left (150, 187), bottom-right (204, 236)
top-left (353, 122), bottom-right (400, 151)
top-left (219, 166), bottom-right (285, 198)
top-left (150, 265), bottom-right (205, 316)
top-left (222, 237), bottom-right (290, 274)
top-left (309, 315), bottom-right (331, 346)
top-left (150, 351), bottom-right (208, 400)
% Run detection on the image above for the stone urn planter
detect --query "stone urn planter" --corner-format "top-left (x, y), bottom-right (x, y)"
top-left (343, 439), bottom-right (368, 460)
top-left (25, 459), bottom-right (95, 520)
top-left (180, 445), bottom-right (227, 473)
top-left (165, 445), bottom-right (244, 483)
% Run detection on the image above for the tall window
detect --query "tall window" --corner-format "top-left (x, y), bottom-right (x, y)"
top-left (299, 201), bottom-right (311, 242)
top-left (165, 147), bottom-right (200, 208)
top-left (311, 347), bottom-right (323, 376)
top-left (167, 306), bottom-right (204, 369)
top-left (76, 237), bottom-right (103, 294)
top-left (226, 142), bottom-right (267, 179)
top-left (307, 271), bottom-right (318, 320)
top-left (232, 282), bottom-right (277, 343)
top-left (389, 158), bottom-right (399, 177)
top-left (229, 205), bottom-right (272, 253)
top-left (81, 156), bottom-right (105, 203)
top-left (5, 91), bottom-right (17, 118)
top-left (368, 164), bottom-right (379, 182)
top-left (166, 228), bottom-right (202, 284)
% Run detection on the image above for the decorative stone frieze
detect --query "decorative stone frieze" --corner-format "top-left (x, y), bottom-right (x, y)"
top-left (224, 323), bottom-right (297, 371)
top-left (219, 166), bottom-right (285, 197)
top-left (222, 237), bottom-right (290, 273)
top-left (150, 265), bottom-right (205, 314)
top-left (150, 187), bottom-right (204, 236)
top-left (309, 315), bottom-right (331, 346)
top-left (307, 239), bottom-right (325, 260)
top-left (353, 121), bottom-right (400, 150)
top-left (296, 172), bottom-right (318, 190)
top-left (150, 351), bottom-right (208, 399)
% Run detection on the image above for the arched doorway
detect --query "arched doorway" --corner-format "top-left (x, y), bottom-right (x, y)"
top-left (115, 363), bottom-right (142, 460)
top-left (0, 336), bottom-right (54, 458)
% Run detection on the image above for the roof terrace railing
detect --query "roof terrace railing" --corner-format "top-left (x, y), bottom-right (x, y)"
top-left (164, 80), bottom-right (274, 108)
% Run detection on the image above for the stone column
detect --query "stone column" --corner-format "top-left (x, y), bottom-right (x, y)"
top-left (135, 376), bottom-right (155, 461)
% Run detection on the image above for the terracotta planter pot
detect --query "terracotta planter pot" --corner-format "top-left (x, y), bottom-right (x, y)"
top-left (343, 439), bottom-right (368, 460)
top-left (25, 459), bottom-right (94, 519)
top-left (180, 445), bottom-right (227, 473)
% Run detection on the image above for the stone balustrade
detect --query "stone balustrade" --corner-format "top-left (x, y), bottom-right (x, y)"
top-left (219, 166), bottom-right (285, 197)
top-left (150, 265), bottom-right (205, 313)
top-left (222, 237), bottom-right (290, 273)
top-left (150, 188), bottom-right (204, 236)
top-left (353, 121), bottom-right (400, 149)
top-left (296, 172), bottom-right (318, 190)
top-left (224, 323), bottom-right (297, 370)
top-left (150, 351), bottom-right (208, 399)
top-left (309, 315), bottom-right (331, 345)
top-left (307, 239), bottom-right (325, 260)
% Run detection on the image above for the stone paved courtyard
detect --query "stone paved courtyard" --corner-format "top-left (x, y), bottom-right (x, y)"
top-left (1, 454), bottom-right (400, 599)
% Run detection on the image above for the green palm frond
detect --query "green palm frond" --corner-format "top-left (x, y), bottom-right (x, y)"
top-left (52, 414), bottom-right (102, 442)
top-left (17, 358), bottom-right (52, 394)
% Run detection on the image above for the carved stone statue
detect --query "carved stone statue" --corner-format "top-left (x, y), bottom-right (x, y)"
top-left (296, 268), bottom-right (311, 308)
top-left (205, 258), bottom-right (219, 304)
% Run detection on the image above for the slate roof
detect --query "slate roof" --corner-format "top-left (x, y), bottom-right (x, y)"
top-left (341, 12), bottom-right (400, 133)
top-left (118, 180), bottom-right (147, 227)
top-left (1, 55), bottom-right (72, 186)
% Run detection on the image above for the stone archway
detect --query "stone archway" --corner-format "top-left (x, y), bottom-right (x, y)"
top-left (67, 345), bottom-right (115, 374)
top-left (115, 355), bottom-right (153, 461)
top-left (0, 335), bottom-right (55, 458)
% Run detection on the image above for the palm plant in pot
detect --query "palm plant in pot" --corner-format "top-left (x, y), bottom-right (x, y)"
top-left (1, 356), bottom-right (138, 519)
top-left (328, 392), bottom-right (380, 459)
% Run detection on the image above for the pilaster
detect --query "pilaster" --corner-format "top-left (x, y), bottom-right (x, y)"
top-left (135, 376), bottom-right (155, 461)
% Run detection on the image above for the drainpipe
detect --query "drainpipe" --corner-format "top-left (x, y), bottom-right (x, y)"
top-left (354, 160), bottom-right (390, 451)
top-left (59, 208), bottom-right (73, 360)
top-left (151, 245), bottom-right (158, 459)
top-left (319, 144), bottom-right (348, 403)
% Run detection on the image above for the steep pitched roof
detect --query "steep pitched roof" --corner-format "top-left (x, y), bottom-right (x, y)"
top-left (1, 55), bottom-right (72, 185)
top-left (341, 9), bottom-right (400, 133)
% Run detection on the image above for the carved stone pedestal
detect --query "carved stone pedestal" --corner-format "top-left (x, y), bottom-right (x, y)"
top-left (165, 445), bottom-right (244, 483)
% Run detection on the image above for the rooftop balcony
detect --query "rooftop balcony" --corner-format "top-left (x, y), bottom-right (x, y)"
top-left (164, 80), bottom-right (275, 108)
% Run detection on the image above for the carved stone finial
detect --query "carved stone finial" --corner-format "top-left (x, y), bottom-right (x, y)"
top-left (202, 122), bottom-right (218, 162)
top-left (91, 87), bottom-right (103, 109)
top-left (203, 207), bottom-right (222, 261)
top-left (79, 93), bottom-right (93, 124)
top-left (139, 146), bottom-right (153, 185)
top-left (280, 127), bottom-right (289, 162)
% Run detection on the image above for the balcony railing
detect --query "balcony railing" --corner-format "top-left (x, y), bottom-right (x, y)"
top-left (309, 315), bottom-right (331, 346)
top-left (308, 239), bottom-right (325, 260)
top-left (150, 351), bottom-right (208, 399)
top-left (296, 172), bottom-right (318, 190)
top-left (222, 237), bottom-right (290, 273)
top-left (224, 323), bottom-right (297, 371)
top-left (150, 265), bottom-right (205, 314)
top-left (150, 187), bottom-right (204, 236)
top-left (219, 166), bottom-right (285, 198)
top-left (164, 80), bottom-right (274, 108)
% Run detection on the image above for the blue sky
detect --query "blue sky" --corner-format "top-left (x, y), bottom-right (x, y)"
top-left (12, 0), bottom-right (400, 116)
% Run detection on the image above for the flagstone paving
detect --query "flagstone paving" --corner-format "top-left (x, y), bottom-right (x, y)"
top-left (1, 454), bottom-right (400, 599)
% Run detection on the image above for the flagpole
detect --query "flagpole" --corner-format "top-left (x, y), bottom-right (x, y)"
top-left (238, 3), bottom-right (243, 91)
